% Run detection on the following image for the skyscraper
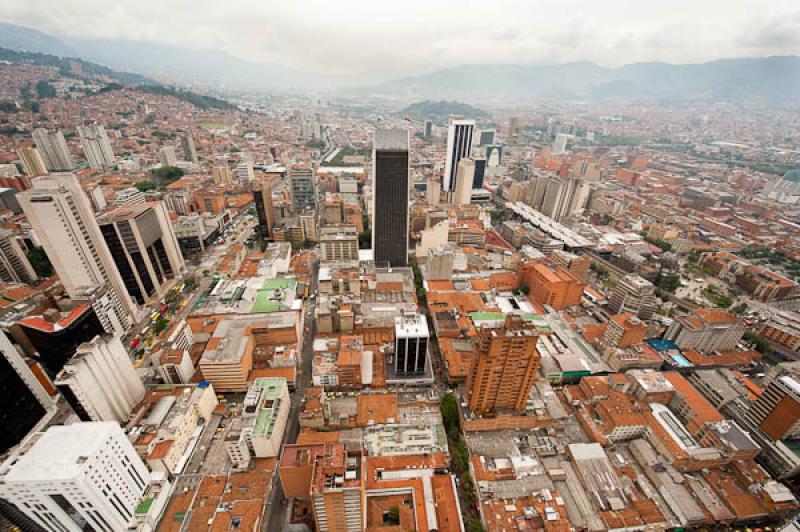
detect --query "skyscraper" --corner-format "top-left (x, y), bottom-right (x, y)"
top-left (158, 146), bottom-right (177, 166)
top-left (17, 173), bottom-right (135, 335)
top-left (289, 165), bottom-right (316, 212)
top-left (0, 330), bottom-right (53, 453)
top-left (394, 313), bottom-right (429, 376)
top-left (552, 133), bottom-right (570, 155)
top-left (32, 128), bottom-right (75, 171)
top-left (0, 229), bottom-right (37, 284)
top-left (453, 157), bottom-right (475, 206)
top-left (608, 274), bottom-right (657, 320)
top-left (252, 179), bottom-right (275, 240)
top-left (0, 422), bottom-right (150, 532)
top-left (539, 176), bottom-right (590, 222)
top-left (17, 147), bottom-right (47, 177)
top-left (55, 335), bottom-right (145, 422)
top-left (443, 118), bottom-right (475, 192)
top-left (77, 125), bottom-right (116, 171)
top-left (212, 165), bottom-right (232, 185)
top-left (98, 202), bottom-right (185, 306)
top-left (467, 315), bottom-right (541, 414)
top-left (179, 134), bottom-right (198, 163)
top-left (372, 128), bottom-right (409, 267)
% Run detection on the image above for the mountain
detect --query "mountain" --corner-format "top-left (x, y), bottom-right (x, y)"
top-left (361, 57), bottom-right (800, 104)
top-left (401, 101), bottom-right (488, 123)
top-left (0, 22), bottom-right (74, 56)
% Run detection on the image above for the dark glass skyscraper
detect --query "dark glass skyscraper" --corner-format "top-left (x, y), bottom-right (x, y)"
top-left (372, 129), bottom-right (409, 267)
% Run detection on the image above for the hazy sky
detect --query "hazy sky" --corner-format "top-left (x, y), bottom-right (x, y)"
top-left (2, 0), bottom-right (799, 80)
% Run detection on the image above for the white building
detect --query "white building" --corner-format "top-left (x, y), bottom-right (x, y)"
top-left (0, 422), bottom-right (150, 532)
top-left (32, 128), bottom-right (75, 171)
top-left (158, 146), bottom-right (177, 167)
top-left (78, 124), bottom-right (116, 171)
top-left (552, 133), bottom-right (570, 155)
top-left (394, 313), bottom-right (429, 376)
top-left (17, 173), bottom-right (136, 335)
top-left (235, 161), bottom-right (255, 183)
top-left (443, 118), bottom-right (475, 193)
top-left (453, 157), bottom-right (475, 206)
top-left (0, 228), bottom-right (37, 283)
top-left (319, 226), bottom-right (359, 261)
top-left (115, 187), bottom-right (146, 207)
top-left (55, 335), bottom-right (145, 422)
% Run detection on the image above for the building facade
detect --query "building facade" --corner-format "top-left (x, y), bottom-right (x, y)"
top-left (77, 125), bottom-right (116, 171)
top-left (372, 128), bottom-right (409, 267)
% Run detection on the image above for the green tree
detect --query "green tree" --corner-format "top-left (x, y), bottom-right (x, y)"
top-left (151, 165), bottom-right (184, 184)
top-left (386, 506), bottom-right (400, 525)
top-left (35, 80), bottom-right (56, 98)
top-left (465, 516), bottom-right (485, 532)
top-left (441, 393), bottom-right (459, 430)
top-left (657, 274), bottom-right (681, 293)
top-left (154, 317), bottom-right (168, 334)
top-left (26, 247), bottom-right (53, 278)
top-left (135, 180), bottom-right (156, 192)
top-left (358, 229), bottom-right (372, 249)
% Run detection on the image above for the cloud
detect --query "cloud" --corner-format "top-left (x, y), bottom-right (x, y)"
top-left (0, 0), bottom-right (799, 82)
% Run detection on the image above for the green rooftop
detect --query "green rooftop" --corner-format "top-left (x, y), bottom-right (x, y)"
top-left (136, 497), bottom-right (154, 515)
top-left (261, 278), bottom-right (296, 290)
top-left (250, 278), bottom-right (298, 313)
top-left (252, 378), bottom-right (287, 438)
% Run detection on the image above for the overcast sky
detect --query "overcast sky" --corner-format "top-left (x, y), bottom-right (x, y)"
top-left (2, 0), bottom-right (799, 81)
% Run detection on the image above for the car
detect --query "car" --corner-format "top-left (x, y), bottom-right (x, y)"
top-left (130, 337), bottom-right (141, 349)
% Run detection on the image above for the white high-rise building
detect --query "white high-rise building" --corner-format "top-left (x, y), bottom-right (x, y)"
top-left (0, 422), bottom-right (150, 532)
top-left (236, 161), bottom-right (255, 183)
top-left (443, 118), bottom-right (475, 192)
top-left (179, 134), bottom-right (198, 163)
top-left (114, 187), bottom-right (146, 207)
top-left (158, 146), bottom-right (177, 167)
top-left (32, 128), bottom-right (75, 171)
top-left (453, 157), bottom-right (475, 206)
top-left (552, 133), bottom-right (570, 155)
top-left (55, 335), bottom-right (145, 422)
top-left (77, 125), bottom-right (116, 171)
top-left (0, 229), bottom-right (37, 284)
top-left (17, 173), bottom-right (135, 335)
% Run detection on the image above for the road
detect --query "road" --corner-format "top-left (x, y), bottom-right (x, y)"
top-left (262, 254), bottom-right (319, 532)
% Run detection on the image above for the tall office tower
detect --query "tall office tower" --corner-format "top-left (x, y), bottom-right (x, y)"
top-left (372, 128), bottom-right (409, 267)
top-left (98, 202), bottom-right (185, 306)
top-left (289, 165), bottom-right (316, 212)
top-left (0, 331), bottom-right (53, 452)
top-left (32, 128), bottom-right (75, 171)
top-left (157, 146), bottom-right (177, 167)
top-left (508, 116), bottom-right (521, 137)
top-left (0, 422), bottom-right (150, 532)
top-left (443, 118), bottom-right (475, 192)
top-left (472, 156), bottom-right (487, 189)
top-left (179, 134), bottom-right (198, 163)
top-left (300, 212), bottom-right (318, 242)
top-left (467, 315), bottom-right (540, 414)
top-left (55, 335), bottom-right (144, 422)
top-left (252, 180), bottom-right (275, 240)
top-left (424, 120), bottom-right (433, 138)
top-left (17, 173), bottom-right (135, 335)
top-left (749, 373), bottom-right (800, 440)
top-left (0, 229), bottom-right (37, 283)
top-left (552, 133), bottom-right (570, 155)
top-left (212, 165), bottom-right (232, 185)
top-left (478, 128), bottom-right (496, 146)
top-left (17, 147), bottom-right (47, 177)
top-left (608, 274), bottom-right (657, 320)
top-left (394, 313), bottom-right (429, 376)
top-left (540, 176), bottom-right (590, 222)
top-left (426, 177), bottom-right (441, 206)
top-left (77, 124), bottom-right (116, 171)
top-left (453, 157), bottom-right (475, 206)
top-left (235, 160), bottom-right (255, 183)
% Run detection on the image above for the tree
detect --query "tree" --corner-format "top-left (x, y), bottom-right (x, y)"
top-left (657, 274), bottom-right (681, 293)
top-left (730, 302), bottom-right (748, 316)
top-left (385, 506), bottom-right (400, 525)
top-left (151, 165), bottom-right (184, 184)
top-left (465, 516), bottom-right (485, 532)
top-left (154, 317), bottom-right (168, 334)
top-left (517, 283), bottom-right (530, 295)
top-left (26, 247), bottom-right (53, 278)
top-left (135, 180), bottom-right (156, 192)
top-left (35, 80), bottom-right (56, 98)
top-left (358, 229), bottom-right (372, 249)
top-left (441, 393), bottom-right (459, 430)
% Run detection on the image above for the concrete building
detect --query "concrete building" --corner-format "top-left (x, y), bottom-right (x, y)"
top-left (179, 134), bottom-right (198, 163)
top-left (115, 187), bottom-right (146, 207)
top-left (198, 318), bottom-right (258, 392)
top-left (443, 118), bottom-right (475, 193)
top-left (0, 422), bottom-right (150, 532)
top-left (235, 160), bottom-right (255, 183)
top-left (760, 311), bottom-right (800, 353)
top-left (32, 128), bottom-right (75, 171)
top-left (536, 175), bottom-right (590, 222)
top-left (0, 229), bottom-right (36, 283)
top-left (609, 274), bottom-right (657, 320)
top-left (310, 443), bottom-right (363, 532)
top-left (664, 309), bottom-right (745, 353)
top-left (17, 147), bottom-right (48, 177)
top-left (212, 165), bottom-right (232, 185)
top-left (242, 377), bottom-right (290, 458)
top-left (0, 330), bottom-right (54, 453)
top-left (372, 128), bottom-right (409, 267)
top-left (750, 375), bottom-right (800, 441)
top-left (98, 203), bottom-right (185, 306)
top-left (552, 133), bottom-right (570, 155)
top-left (426, 176), bottom-right (440, 206)
top-left (467, 315), bottom-right (541, 414)
top-left (252, 179), bottom-right (275, 241)
top-left (77, 125), bottom-right (116, 171)
top-left (157, 146), bottom-right (177, 167)
top-left (54, 335), bottom-right (145, 422)
top-left (289, 166), bottom-right (316, 212)
top-left (394, 313), bottom-right (429, 376)
top-left (453, 157), bottom-right (475, 206)
top-left (604, 313), bottom-right (647, 348)
top-left (320, 226), bottom-right (359, 261)
top-left (520, 260), bottom-right (585, 310)
top-left (18, 173), bottom-right (135, 335)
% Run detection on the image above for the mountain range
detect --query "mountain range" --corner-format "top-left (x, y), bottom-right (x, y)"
top-left (2, 21), bottom-right (799, 104)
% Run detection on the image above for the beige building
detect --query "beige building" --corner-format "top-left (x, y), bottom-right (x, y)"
top-left (320, 226), bottom-right (359, 261)
top-left (18, 173), bottom-right (135, 334)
